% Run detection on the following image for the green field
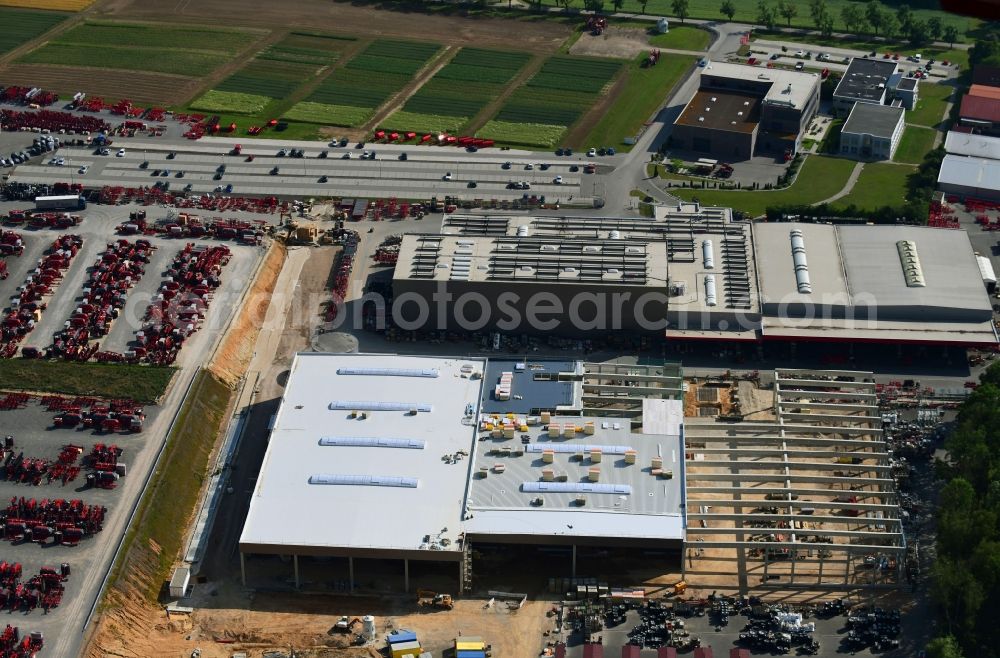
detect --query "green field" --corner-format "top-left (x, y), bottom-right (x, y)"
top-left (894, 125), bottom-right (937, 164)
top-left (527, 55), bottom-right (623, 93)
top-left (381, 110), bottom-right (468, 134)
top-left (0, 7), bottom-right (67, 56)
top-left (383, 47), bottom-right (531, 134)
top-left (257, 31), bottom-right (356, 65)
top-left (190, 90), bottom-right (271, 114)
top-left (0, 360), bottom-right (174, 403)
top-left (538, 0), bottom-right (974, 40)
top-left (831, 162), bottom-right (915, 210)
top-left (648, 25), bottom-right (711, 51)
top-left (477, 120), bottom-right (569, 148)
top-left (907, 83), bottom-right (954, 128)
top-left (284, 101), bottom-right (372, 126)
top-left (20, 20), bottom-right (253, 76)
top-left (580, 53), bottom-right (696, 150)
top-left (670, 155), bottom-right (857, 216)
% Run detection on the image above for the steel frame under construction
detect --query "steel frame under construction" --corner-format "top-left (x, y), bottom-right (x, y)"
top-left (682, 369), bottom-right (904, 592)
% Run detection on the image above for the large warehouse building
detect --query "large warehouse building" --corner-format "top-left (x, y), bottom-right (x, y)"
top-left (239, 353), bottom-right (687, 592)
top-left (671, 61), bottom-right (820, 160)
top-left (431, 209), bottom-right (997, 346)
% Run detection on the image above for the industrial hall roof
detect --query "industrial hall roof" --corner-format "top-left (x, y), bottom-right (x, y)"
top-left (699, 60), bottom-right (819, 110)
top-left (675, 89), bottom-right (761, 133)
top-left (833, 58), bottom-right (898, 102)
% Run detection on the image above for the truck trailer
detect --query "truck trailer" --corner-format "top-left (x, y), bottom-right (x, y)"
top-left (34, 195), bottom-right (86, 211)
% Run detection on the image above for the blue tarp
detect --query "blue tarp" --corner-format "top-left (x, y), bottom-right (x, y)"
top-left (388, 631), bottom-right (418, 645)
top-left (457, 652), bottom-right (487, 658)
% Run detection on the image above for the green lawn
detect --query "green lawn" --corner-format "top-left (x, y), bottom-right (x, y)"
top-left (830, 163), bottom-right (915, 211)
top-left (907, 83), bottom-right (954, 128)
top-left (538, 0), bottom-right (975, 40)
top-left (648, 25), bottom-right (711, 51)
top-left (0, 7), bottom-right (68, 56)
top-left (669, 155), bottom-right (857, 217)
top-left (752, 31), bottom-right (971, 69)
top-left (579, 53), bottom-right (696, 150)
top-left (0, 360), bottom-right (175, 403)
top-left (894, 126), bottom-right (937, 164)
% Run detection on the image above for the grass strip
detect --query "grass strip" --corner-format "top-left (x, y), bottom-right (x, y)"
top-left (0, 360), bottom-right (174, 403)
top-left (102, 369), bottom-right (234, 604)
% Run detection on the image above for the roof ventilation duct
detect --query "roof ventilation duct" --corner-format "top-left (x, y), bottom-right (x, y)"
top-left (789, 229), bottom-right (812, 294)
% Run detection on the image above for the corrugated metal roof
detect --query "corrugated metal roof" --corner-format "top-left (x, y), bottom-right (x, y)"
top-left (938, 155), bottom-right (1000, 192)
top-left (960, 95), bottom-right (1000, 123)
top-left (970, 84), bottom-right (1000, 100)
top-left (945, 131), bottom-right (1000, 160)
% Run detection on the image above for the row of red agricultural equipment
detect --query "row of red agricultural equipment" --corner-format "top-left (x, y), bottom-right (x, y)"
top-left (370, 198), bottom-right (426, 221)
top-left (96, 186), bottom-right (281, 213)
top-left (4, 212), bottom-right (81, 230)
top-left (134, 244), bottom-right (230, 365)
top-left (371, 129), bottom-right (495, 150)
top-left (0, 231), bottom-right (24, 282)
top-left (117, 210), bottom-right (265, 244)
top-left (2, 497), bottom-right (106, 547)
top-left (0, 443), bottom-right (125, 489)
top-left (176, 114), bottom-right (286, 140)
top-left (0, 108), bottom-right (110, 136)
top-left (0, 562), bottom-right (70, 615)
top-left (0, 624), bottom-right (45, 658)
top-left (0, 395), bottom-right (144, 435)
top-left (0, 236), bottom-right (82, 358)
top-left (0, 86), bottom-right (57, 107)
top-left (927, 199), bottom-right (960, 229)
top-left (325, 231), bottom-right (359, 323)
top-left (373, 235), bottom-right (402, 266)
top-left (69, 94), bottom-right (166, 123)
top-left (46, 239), bottom-right (152, 363)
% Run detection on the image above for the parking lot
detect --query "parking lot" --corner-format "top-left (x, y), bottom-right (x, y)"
top-left (0, 199), bottom-right (267, 656)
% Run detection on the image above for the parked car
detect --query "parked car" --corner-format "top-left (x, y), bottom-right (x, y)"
top-left (116, 148), bottom-right (126, 157)
top-left (554, 175), bottom-right (564, 184)
top-left (443, 172), bottom-right (453, 181)
top-left (78, 165), bottom-right (88, 174)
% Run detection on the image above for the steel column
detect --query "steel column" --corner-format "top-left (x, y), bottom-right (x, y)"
top-left (349, 556), bottom-right (354, 593)
top-left (293, 554), bottom-right (300, 589)
top-left (240, 552), bottom-right (246, 587)
top-left (404, 559), bottom-right (409, 592)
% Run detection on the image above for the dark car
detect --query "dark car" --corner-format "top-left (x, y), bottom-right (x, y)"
top-left (270, 166), bottom-right (279, 175)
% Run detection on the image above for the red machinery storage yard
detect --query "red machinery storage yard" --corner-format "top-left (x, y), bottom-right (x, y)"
top-left (0, 198), bottom-right (269, 657)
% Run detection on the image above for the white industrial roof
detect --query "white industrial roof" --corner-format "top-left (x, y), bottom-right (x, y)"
top-left (754, 223), bottom-right (849, 306)
top-left (938, 154), bottom-right (1000, 192)
top-left (944, 131), bottom-right (1000, 160)
top-left (465, 399), bottom-right (685, 541)
top-left (239, 353), bottom-right (486, 556)
top-left (700, 61), bottom-right (819, 110)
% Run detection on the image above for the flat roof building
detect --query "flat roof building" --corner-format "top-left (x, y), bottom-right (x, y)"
top-left (239, 353), bottom-right (688, 592)
top-left (839, 102), bottom-right (906, 160)
top-left (752, 223), bottom-right (996, 345)
top-left (959, 91), bottom-right (1000, 136)
top-left (938, 154), bottom-right (1000, 202)
top-left (832, 58), bottom-right (899, 115)
top-left (391, 234), bottom-right (670, 334)
top-left (945, 131), bottom-right (1000, 160)
top-left (671, 61), bottom-right (820, 161)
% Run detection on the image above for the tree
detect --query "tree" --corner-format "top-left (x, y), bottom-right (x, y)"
top-left (584, 0), bottom-right (605, 12)
top-left (778, 0), bottom-right (797, 26)
top-left (756, 0), bottom-right (777, 29)
top-left (866, 0), bottom-right (885, 36)
top-left (926, 635), bottom-right (966, 658)
top-left (819, 14), bottom-right (834, 37)
top-left (672, 0), bottom-right (690, 22)
top-left (841, 4), bottom-right (864, 35)
top-left (942, 24), bottom-right (959, 47)
top-left (720, 0), bottom-right (736, 21)
top-left (640, 0), bottom-right (649, 13)
top-left (809, 0), bottom-right (828, 32)
top-left (612, 0), bottom-right (624, 11)
top-left (908, 18), bottom-right (930, 47)
top-left (928, 16), bottom-right (943, 41)
top-left (896, 3), bottom-right (912, 34)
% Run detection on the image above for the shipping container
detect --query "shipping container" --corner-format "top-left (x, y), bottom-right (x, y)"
top-left (387, 631), bottom-right (418, 645)
top-left (35, 195), bottom-right (86, 210)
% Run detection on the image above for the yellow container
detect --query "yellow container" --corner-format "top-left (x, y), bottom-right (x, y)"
top-left (624, 450), bottom-right (637, 464)
top-left (588, 467), bottom-right (600, 482)
top-left (542, 450), bottom-right (555, 463)
top-left (541, 411), bottom-right (551, 424)
top-left (542, 468), bottom-right (555, 481)
top-left (590, 449), bottom-right (603, 463)
top-left (651, 457), bottom-right (663, 469)
top-left (456, 642), bottom-right (486, 651)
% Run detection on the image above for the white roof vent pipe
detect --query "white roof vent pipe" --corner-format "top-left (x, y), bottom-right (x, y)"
top-left (789, 229), bottom-right (812, 294)
top-left (609, 230), bottom-right (622, 239)
top-left (516, 225), bottom-right (530, 237)
top-left (702, 239), bottom-right (715, 269)
top-left (705, 274), bottom-right (718, 307)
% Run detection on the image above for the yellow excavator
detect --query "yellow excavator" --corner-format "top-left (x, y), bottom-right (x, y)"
top-left (416, 589), bottom-right (454, 610)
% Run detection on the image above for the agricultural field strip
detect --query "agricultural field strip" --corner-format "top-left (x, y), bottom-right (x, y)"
top-left (0, 7), bottom-right (69, 57)
top-left (17, 20), bottom-right (258, 77)
top-left (381, 47), bottom-right (531, 133)
top-left (193, 31), bottom-right (360, 114)
top-left (293, 38), bottom-right (443, 127)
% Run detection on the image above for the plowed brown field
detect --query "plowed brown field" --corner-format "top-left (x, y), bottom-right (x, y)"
top-left (0, 63), bottom-right (200, 104)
